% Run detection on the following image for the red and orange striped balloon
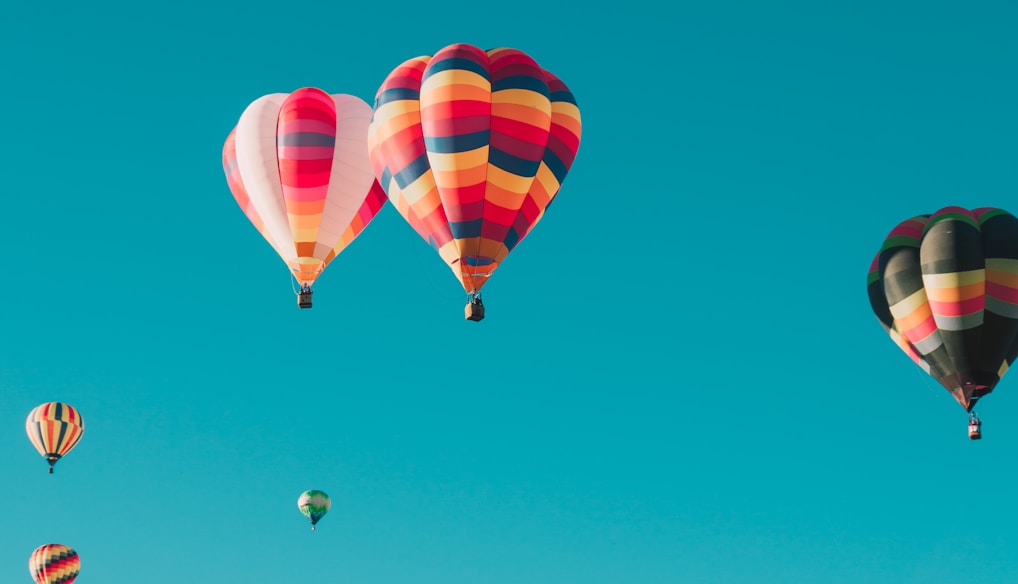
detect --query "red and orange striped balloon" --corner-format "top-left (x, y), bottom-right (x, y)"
top-left (368, 44), bottom-right (582, 302)
top-left (26, 402), bottom-right (84, 473)
top-left (224, 88), bottom-right (388, 302)
top-left (29, 544), bottom-right (79, 584)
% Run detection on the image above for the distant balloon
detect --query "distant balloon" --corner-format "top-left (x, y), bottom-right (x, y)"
top-left (297, 489), bottom-right (331, 531)
top-left (26, 402), bottom-right (84, 473)
top-left (224, 87), bottom-right (388, 309)
top-left (867, 206), bottom-right (1018, 428)
top-left (29, 544), bottom-right (79, 584)
top-left (368, 43), bottom-right (582, 321)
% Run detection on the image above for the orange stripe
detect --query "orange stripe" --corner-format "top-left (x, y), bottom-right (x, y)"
top-left (421, 83), bottom-right (491, 106)
top-left (432, 164), bottom-right (487, 188)
top-left (924, 281), bottom-right (983, 302)
top-left (895, 302), bottom-right (935, 331)
top-left (492, 102), bottom-right (551, 127)
top-left (552, 108), bottom-right (582, 136)
top-left (987, 268), bottom-right (1018, 287)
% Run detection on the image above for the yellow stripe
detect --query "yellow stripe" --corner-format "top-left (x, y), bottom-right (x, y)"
top-left (401, 173), bottom-right (439, 207)
top-left (428, 148), bottom-right (488, 172)
top-left (421, 69), bottom-right (490, 94)
top-left (922, 269), bottom-right (985, 288)
top-left (493, 88), bottom-right (552, 111)
top-left (889, 288), bottom-right (930, 319)
top-left (486, 165), bottom-right (534, 195)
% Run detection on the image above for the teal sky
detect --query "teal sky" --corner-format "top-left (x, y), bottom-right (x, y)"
top-left (2, 1), bottom-right (1017, 583)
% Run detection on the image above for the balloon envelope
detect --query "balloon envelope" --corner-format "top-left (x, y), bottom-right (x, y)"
top-left (867, 206), bottom-right (1018, 410)
top-left (29, 544), bottom-right (79, 584)
top-left (224, 87), bottom-right (387, 291)
top-left (368, 43), bottom-right (582, 295)
top-left (297, 489), bottom-right (331, 530)
top-left (26, 402), bottom-right (84, 472)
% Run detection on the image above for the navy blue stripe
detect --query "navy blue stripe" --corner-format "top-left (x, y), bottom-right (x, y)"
top-left (55, 422), bottom-right (68, 453)
top-left (551, 89), bottom-right (577, 105)
top-left (543, 148), bottom-right (569, 184)
top-left (394, 153), bottom-right (431, 190)
top-left (492, 74), bottom-right (548, 95)
top-left (504, 227), bottom-right (521, 252)
top-left (490, 148), bottom-right (540, 177)
top-left (277, 133), bottom-right (335, 147)
top-left (450, 218), bottom-right (483, 239)
top-left (375, 86), bottom-right (420, 108)
top-left (425, 56), bottom-right (490, 81)
top-left (379, 167), bottom-right (393, 192)
top-left (424, 131), bottom-right (490, 154)
top-left (465, 255), bottom-right (495, 266)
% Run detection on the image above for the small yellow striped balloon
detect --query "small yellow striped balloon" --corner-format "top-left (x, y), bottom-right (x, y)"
top-left (26, 403), bottom-right (85, 473)
top-left (29, 544), bottom-right (79, 584)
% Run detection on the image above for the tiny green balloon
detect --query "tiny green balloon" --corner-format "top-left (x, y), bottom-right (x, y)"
top-left (297, 490), bottom-right (331, 531)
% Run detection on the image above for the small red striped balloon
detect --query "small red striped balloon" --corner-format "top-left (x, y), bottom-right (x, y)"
top-left (26, 402), bottom-right (85, 473)
top-left (29, 544), bottom-right (79, 584)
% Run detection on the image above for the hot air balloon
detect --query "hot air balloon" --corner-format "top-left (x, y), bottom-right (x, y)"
top-left (867, 206), bottom-right (1018, 439)
top-left (26, 402), bottom-right (84, 473)
top-left (224, 88), bottom-right (388, 308)
top-left (368, 43), bottom-right (582, 321)
top-left (297, 489), bottom-right (331, 531)
top-left (29, 544), bottom-right (79, 584)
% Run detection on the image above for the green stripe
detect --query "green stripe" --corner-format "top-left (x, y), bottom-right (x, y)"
top-left (880, 235), bottom-right (920, 252)
top-left (923, 210), bottom-right (979, 234)
top-left (978, 207), bottom-right (1010, 224)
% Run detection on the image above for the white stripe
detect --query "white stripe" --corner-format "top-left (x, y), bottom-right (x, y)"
top-left (235, 94), bottom-right (297, 266)
top-left (315, 94), bottom-right (378, 252)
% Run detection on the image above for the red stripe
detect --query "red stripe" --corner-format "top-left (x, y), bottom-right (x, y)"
top-left (903, 314), bottom-right (938, 343)
top-left (986, 281), bottom-right (1018, 303)
top-left (928, 295), bottom-right (984, 317)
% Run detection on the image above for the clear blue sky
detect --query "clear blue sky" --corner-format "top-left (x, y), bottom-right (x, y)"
top-left (2, 1), bottom-right (1017, 583)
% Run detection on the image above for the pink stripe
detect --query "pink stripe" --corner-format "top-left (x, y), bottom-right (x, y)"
top-left (887, 217), bottom-right (927, 239)
top-left (930, 206), bottom-right (976, 220)
top-left (928, 296), bottom-right (984, 317)
top-left (282, 169), bottom-right (332, 189)
top-left (290, 87), bottom-right (334, 105)
top-left (986, 281), bottom-right (1018, 303)
top-left (973, 207), bottom-right (1002, 219)
top-left (277, 146), bottom-right (336, 160)
top-left (903, 315), bottom-right (938, 343)
top-left (284, 186), bottom-right (329, 202)
top-left (278, 118), bottom-right (337, 135)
